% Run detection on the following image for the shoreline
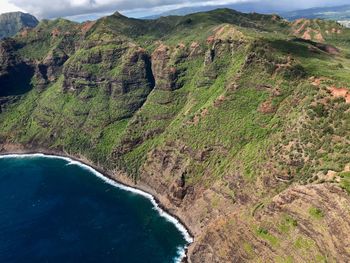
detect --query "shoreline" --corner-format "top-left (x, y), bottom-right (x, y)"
top-left (0, 149), bottom-right (194, 263)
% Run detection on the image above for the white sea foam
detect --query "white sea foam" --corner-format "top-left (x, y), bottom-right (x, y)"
top-left (0, 153), bottom-right (193, 262)
top-left (174, 245), bottom-right (187, 263)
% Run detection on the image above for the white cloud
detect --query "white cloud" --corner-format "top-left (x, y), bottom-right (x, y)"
top-left (6, 0), bottom-right (257, 18)
top-left (4, 0), bottom-right (350, 19)
top-left (0, 1), bottom-right (24, 14)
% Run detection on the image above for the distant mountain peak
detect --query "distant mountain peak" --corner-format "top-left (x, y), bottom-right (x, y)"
top-left (0, 12), bottom-right (38, 39)
top-left (112, 11), bottom-right (127, 18)
top-left (282, 4), bottom-right (350, 22)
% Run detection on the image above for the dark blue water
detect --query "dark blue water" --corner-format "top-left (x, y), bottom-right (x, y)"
top-left (0, 155), bottom-right (189, 263)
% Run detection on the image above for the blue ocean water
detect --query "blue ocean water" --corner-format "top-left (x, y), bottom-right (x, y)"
top-left (0, 155), bottom-right (189, 263)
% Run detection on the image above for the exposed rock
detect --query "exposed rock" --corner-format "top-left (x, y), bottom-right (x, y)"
top-left (63, 44), bottom-right (154, 95)
top-left (188, 183), bottom-right (350, 263)
top-left (0, 12), bottom-right (38, 39)
top-left (151, 44), bottom-right (185, 90)
top-left (0, 9), bottom-right (350, 263)
top-left (260, 184), bottom-right (350, 261)
top-left (34, 50), bottom-right (69, 87)
top-left (0, 39), bottom-right (34, 96)
top-left (189, 41), bottom-right (202, 57)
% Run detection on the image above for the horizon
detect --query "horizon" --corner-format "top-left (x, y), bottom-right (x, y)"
top-left (1, 0), bottom-right (350, 22)
top-left (1, 0), bottom-right (350, 261)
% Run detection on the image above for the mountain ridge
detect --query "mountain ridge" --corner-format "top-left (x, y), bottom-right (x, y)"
top-left (141, 3), bottom-right (288, 19)
top-left (0, 8), bottom-right (349, 262)
top-left (282, 4), bottom-right (350, 21)
top-left (143, 4), bottom-right (350, 29)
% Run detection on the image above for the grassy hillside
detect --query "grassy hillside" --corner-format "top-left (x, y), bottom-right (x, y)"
top-left (0, 8), bottom-right (349, 262)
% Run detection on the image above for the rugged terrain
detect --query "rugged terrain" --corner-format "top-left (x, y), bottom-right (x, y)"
top-left (0, 12), bottom-right (38, 39)
top-left (0, 9), bottom-right (349, 262)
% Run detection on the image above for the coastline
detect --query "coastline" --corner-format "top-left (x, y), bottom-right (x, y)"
top-left (0, 148), bottom-right (194, 263)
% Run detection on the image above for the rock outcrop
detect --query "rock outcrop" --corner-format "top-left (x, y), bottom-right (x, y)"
top-left (0, 12), bottom-right (38, 39)
top-left (151, 43), bottom-right (187, 90)
top-left (0, 39), bottom-right (34, 96)
top-left (0, 8), bottom-right (350, 263)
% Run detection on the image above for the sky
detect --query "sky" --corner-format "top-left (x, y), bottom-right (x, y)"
top-left (0, 0), bottom-right (349, 20)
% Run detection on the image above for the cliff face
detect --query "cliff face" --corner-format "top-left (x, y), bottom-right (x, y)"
top-left (0, 39), bottom-right (34, 96)
top-left (0, 9), bottom-right (350, 262)
top-left (0, 12), bottom-right (38, 39)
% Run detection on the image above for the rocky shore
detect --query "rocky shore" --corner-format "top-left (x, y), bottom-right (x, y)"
top-left (0, 143), bottom-right (195, 262)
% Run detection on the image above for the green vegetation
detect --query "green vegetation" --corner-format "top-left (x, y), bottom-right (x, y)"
top-left (279, 214), bottom-right (298, 233)
top-left (275, 256), bottom-right (294, 263)
top-left (340, 172), bottom-right (350, 193)
top-left (0, 8), bottom-right (350, 262)
top-left (243, 242), bottom-right (255, 257)
top-left (0, 7), bottom-right (348, 191)
top-left (294, 236), bottom-right (315, 250)
top-left (0, 6), bottom-right (348, 193)
top-left (256, 227), bottom-right (279, 247)
top-left (309, 207), bottom-right (325, 220)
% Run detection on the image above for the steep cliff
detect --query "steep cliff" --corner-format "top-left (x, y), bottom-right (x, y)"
top-left (0, 12), bottom-right (38, 39)
top-left (0, 9), bottom-right (349, 262)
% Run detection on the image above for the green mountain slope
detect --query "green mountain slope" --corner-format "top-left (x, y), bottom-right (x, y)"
top-left (0, 9), bottom-right (350, 262)
top-left (0, 12), bottom-right (38, 39)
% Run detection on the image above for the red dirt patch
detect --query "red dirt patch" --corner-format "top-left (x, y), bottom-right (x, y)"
top-left (136, 47), bottom-right (146, 54)
top-left (258, 100), bottom-right (276, 114)
top-left (301, 28), bottom-right (324, 42)
top-left (214, 95), bottom-right (226, 107)
top-left (302, 29), bottom-right (312, 40)
top-left (215, 26), bottom-right (226, 36)
top-left (51, 28), bottom-right (60, 37)
top-left (309, 76), bottom-right (329, 87)
top-left (189, 42), bottom-right (201, 57)
top-left (186, 108), bottom-right (209, 126)
top-left (20, 28), bottom-right (29, 37)
top-left (314, 31), bottom-right (325, 42)
top-left (176, 43), bottom-right (186, 49)
top-left (328, 86), bottom-right (350, 103)
top-left (169, 67), bottom-right (177, 74)
top-left (190, 42), bottom-right (199, 49)
top-left (292, 19), bottom-right (325, 43)
top-left (272, 15), bottom-right (279, 21)
top-left (346, 94), bottom-right (350, 104)
top-left (310, 77), bottom-right (321, 87)
top-left (293, 19), bottom-right (309, 35)
top-left (274, 55), bottom-right (293, 74)
top-left (272, 88), bottom-right (282, 97)
top-left (329, 87), bottom-right (348, 97)
top-left (207, 36), bottom-right (215, 44)
top-left (81, 21), bottom-right (95, 33)
top-left (155, 43), bottom-right (169, 53)
top-left (201, 108), bottom-right (209, 118)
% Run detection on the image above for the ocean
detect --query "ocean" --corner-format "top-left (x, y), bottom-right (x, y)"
top-left (0, 154), bottom-right (191, 263)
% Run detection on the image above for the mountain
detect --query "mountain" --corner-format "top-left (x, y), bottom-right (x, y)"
top-left (145, 4), bottom-right (350, 28)
top-left (143, 3), bottom-right (285, 19)
top-left (0, 12), bottom-right (38, 39)
top-left (282, 5), bottom-right (350, 22)
top-left (0, 8), bottom-right (350, 262)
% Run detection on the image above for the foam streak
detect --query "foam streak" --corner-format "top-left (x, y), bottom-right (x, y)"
top-left (0, 153), bottom-right (193, 263)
